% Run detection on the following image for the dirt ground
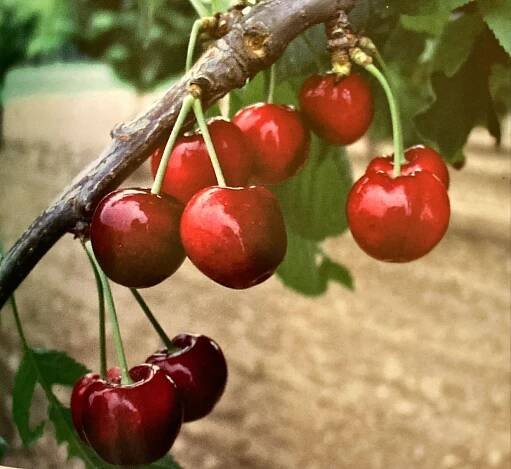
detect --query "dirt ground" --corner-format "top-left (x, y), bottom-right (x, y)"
top-left (0, 91), bottom-right (510, 469)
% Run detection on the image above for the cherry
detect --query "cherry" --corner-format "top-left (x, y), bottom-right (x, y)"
top-left (366, 145), bottom-right (450, 188)
top-left (71, 372), bottom-right (100, 442)
top-left (150, 118), bottom-right (253, 204)
top-left (299, 73), bottom-right (374, 145)
top-left (90, 188), bottom-right (185, 288)
top-left (146, 333), bottom-right (227, 422)
top-left (80, 364), bottom-right (183, 466)
top-left (232, 103), bottom-right (310, 184)
top-left (346, 171), bottom-right (450, 262)
top-left (180, 185), bottom-right (287, 289)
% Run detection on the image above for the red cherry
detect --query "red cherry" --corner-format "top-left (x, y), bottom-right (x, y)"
top-left (366, 145), bottom-right (450, 188)
top-left (146, 333), bottom-right (227, 422)
top-left (150, 118), bottom-right (252, 204)
top-left (299, 73), bottom-right (374, 145)
top-left (71, 372), bottom-right (100, 441)
top-left (232, 103), bottom-right (310, 184)
top-left (180, 186), bottom-right (287, 289)
top-left (82, 364), bottom-right (183, 466)
top-left (90, 188), bottom-right (185, 288)
top-left (346, 171), bottom-right (450, 262)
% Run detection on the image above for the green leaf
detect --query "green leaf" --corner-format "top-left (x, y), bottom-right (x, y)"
top-left (12, 351), bottom-right (45, 446)
top-left (32, 348), bottom-right (89, 386)
top-left (490, 62), bottom-right (511, 111)
top-left (479, 0), bottom-right (511, 56)
top-left (432, 12), bottom-right (484, 77)
top-left (319, 257), bottom-right (354, 290)
top-left (274, 136), bottom-right (352, 241)
top-left (0, 436), bottom-right (8, 460)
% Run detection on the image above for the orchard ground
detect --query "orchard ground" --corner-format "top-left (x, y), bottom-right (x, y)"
top-left (0, 64), bottom-right (510, 469)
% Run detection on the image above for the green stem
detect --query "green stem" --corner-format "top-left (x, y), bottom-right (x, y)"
top-left (81, 241), bottom-right (107, 378)
top-left (186, 19), bottom-right (204, 72)
top-left (151, 94), bottom-right (195, 195)
top-left (364, 63), bottom-right (405, 177)
top-left (267, 64), bottom-right (276, 104)
top-left (193, 98), bottom-right (227, 186)
top-left (129, 289), bottom-right (178, 352)
top-left (188, 0), bottom-right (208, 17)
top-left (85, 242), bottom-right (132, 385)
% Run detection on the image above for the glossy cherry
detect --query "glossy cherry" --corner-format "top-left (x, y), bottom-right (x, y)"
top-left (346, 171), bottom-right (450, 262)
top-left (299, 73), bottom-right (374, 145)
top-left (232, 103), bottom-right (310, 184)
top-left (90, 188), bottom-right (185, 288)
top-left (81, 364), bottom-right (183, 466)
top-left (180, 186), bottom-right (287, 289)
top-left (150, 118), bottom-right (253, 204)
top-left (366, 145), bottom-right (450, 188)
top-left (146, 333), bottom-right (227, 422)
top-left (71, 372), bottom-right (100, 442)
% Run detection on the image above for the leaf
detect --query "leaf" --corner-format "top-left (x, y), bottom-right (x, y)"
top-left (432, 12), bottom-right (484, 77)
top-left (0, 436), bottom-right (8, 460)
top-left (319, 257), bottom-right (354, 290)
top-left (12, 351), bottom-right (45, 446)
top-left (32, 348), bottom-right (89, 386)
top-left (479, 0), bottom-right (511, 56)
top-left (274, 136), bottom-right (352, 241)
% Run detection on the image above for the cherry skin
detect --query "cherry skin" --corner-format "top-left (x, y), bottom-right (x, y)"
top-left (232, 103), bottom-right (310, 184)
top-left (71, 372), bottom-right (100, 442)
top-left (180, 185), bottom-right (287, 289)
top-left (150, 118), bottom-right (253, 204)
top-left (146, 333), bottom-right (228, 422)
top-left (366, 145), bottom-right (450, 189)
top-left (90, 188), bottom-right (185, 288)
top-left (346, 171), bottom-right (450, 262)
top-left (299, 73), bottom-right (374, 145)
top-left (81, 364), bottom-right (183, 466)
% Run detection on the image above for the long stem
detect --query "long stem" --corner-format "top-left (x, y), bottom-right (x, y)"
top-left (82, 241), bottom-right (107, 378)
top-left (267, 64), bottom-right (276, 104)
top-left (193, 98), bottom-right (227, 186)
top-left (364, 63), bottom-right (405, 177)
top-left (85, 242), bottom-right (132, 385)
top-left (186, 19), bottom-right (204, 72)
top-left (151, 94), bottom-right (195, 195)
top-left (129, 289), bottom-right (178, 352)
top-left (188, 0), bottom-right (208, 17)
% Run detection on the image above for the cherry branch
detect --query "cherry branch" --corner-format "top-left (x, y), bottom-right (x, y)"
top-left (0, 0), bottom-right (355, 308)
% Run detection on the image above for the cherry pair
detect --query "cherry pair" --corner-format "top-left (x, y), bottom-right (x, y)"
top-left (347, 145), bottom-right (450, 262)
top-left (71, 333), bottom-right (227, 466)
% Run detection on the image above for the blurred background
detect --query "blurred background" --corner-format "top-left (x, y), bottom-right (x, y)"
top-left (0, 1), bottom-right (510, 468)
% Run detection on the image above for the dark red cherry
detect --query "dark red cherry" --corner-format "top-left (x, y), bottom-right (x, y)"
top-left (299, 73), bottom-right (374, 145)
top-left (71, 372), bottom-right (100, 441)
top-left (90, 188), bottom-right (185, 288)
top-left (150, 118), bottom-right (253, 204)
top-left (82, 364), bottom-right (183, 466)
top-left (346, 171), bottom-right (450, 262)
top-left (146, 333), bottom-right (227, 422)
top-left (232, 103), bottom-right (310, 184)
top-left (366, 145), bottom-right (450, 188)
top-left (180, 186), bottom-right (287, 289)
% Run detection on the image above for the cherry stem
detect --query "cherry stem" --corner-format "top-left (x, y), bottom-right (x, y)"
top-left (85, 242), bottom-right (132, 385)
top-left (129, 288), bottom-right (179, 352)
top-left (151, 94), bottom-right (195, 196)
top-left (188, 0), bottom-right (208, 18)
top-left (267, 64), bottom-right (276, 104)
top-left (193, 97), bottom-right (227, 186)
top-left (82, 241), bottom-right (107, 378)
top-left (186, 19), bottom-right (204, 72)
top-left (364, 63), bottom-right (405, 177)
top-left (0, 242), bottom-right (29, 350)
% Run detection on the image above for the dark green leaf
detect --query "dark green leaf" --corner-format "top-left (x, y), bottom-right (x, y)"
top-left (32, 348), bottom-right (89, 386)
top-left (319, 257), bottom-right (354, 290)
top-left (0, 436), bottom-right (8, 460)
top-left (12, 351), bottom-right (45, 446)
top-left (479, 0), bottom-right (511, 56)
top-left (274, 136), bottom-right (352, 241)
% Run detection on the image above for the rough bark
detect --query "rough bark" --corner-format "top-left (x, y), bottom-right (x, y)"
top-left (0, 0), bottom-right (355, 308)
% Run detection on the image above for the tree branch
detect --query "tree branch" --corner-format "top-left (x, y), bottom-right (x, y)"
top-left (0, 0), bottom-right (355, 308)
